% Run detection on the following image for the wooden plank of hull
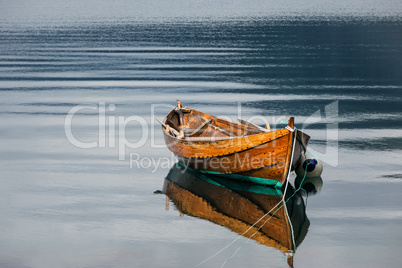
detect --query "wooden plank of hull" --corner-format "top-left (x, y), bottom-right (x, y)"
top-left (237, 163), bottom-right (285, 182)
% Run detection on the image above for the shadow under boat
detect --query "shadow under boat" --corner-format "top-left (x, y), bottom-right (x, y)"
top-left (161, 162), bottom-right (312, 267)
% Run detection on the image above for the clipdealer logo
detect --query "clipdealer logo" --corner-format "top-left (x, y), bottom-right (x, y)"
top-left (64, 101), bottom-right (339, 170)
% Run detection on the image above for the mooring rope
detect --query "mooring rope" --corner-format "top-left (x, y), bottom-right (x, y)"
top-left (196, 129), bottom-right (310, 267)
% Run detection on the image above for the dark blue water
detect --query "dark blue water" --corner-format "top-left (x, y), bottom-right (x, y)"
top-left (1, 15), bottom-right (401, 268)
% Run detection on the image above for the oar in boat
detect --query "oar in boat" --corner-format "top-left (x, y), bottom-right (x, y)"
top-left (238, 118), bottom-right (270, 132)
top-left (153, 115), bottom-right (180, 137)
top-left (187, 119), bottom-right (212, 137)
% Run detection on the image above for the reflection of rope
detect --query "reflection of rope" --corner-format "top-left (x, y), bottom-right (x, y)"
top-left (196, 130), bottom-right (310, 268)
top-left (219, 164), bottom-right (310, 268)
top-left (195, 195), bottom-right (284, 267)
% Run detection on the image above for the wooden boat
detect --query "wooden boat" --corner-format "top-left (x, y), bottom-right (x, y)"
top-left (162, 162), bottom-right (310, 267)
top-left (158, 100), bottom-right (310, 187)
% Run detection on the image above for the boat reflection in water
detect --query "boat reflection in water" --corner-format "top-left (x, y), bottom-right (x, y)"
top-left (161, 162), bottom-right (322, 267)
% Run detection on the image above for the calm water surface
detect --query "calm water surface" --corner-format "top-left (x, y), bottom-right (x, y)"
top-left (0, 16), bottom-right (401, 267)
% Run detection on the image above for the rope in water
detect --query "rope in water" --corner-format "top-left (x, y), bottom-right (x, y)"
top-left (196, 129), bottom-right (310, 267)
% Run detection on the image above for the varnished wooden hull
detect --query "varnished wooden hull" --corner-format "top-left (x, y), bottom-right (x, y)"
top-left (178, 131), bottom-right (293, 186)
top-left (162, 103), bottom-right (309, 187)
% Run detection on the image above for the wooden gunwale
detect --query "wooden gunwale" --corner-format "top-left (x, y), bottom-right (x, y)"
top-left (163, 116), bottom-right (292, 159)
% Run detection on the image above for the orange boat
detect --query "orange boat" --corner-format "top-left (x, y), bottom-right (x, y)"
top-left (158, 101), bottom-right (310, 188)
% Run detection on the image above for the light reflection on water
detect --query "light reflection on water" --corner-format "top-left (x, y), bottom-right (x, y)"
top-left (0, 16), bottom-right (401, 267)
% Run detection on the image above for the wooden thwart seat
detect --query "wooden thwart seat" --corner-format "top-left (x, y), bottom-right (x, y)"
top-left (187, 119), bottom-right (212, 137)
